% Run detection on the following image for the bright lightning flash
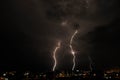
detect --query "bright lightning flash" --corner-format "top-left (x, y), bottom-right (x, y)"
top-left (70, 30), bottom-right (78, 71)
top-left (52, 41), bottom-right (61, 71)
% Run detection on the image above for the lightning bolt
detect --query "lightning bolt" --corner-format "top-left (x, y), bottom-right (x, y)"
top-left (52, 41), bottom-right (61, 71)
top-left (70, 30), bottom-right (78, 71)
top-left (88, 55), bottom-right (93, 72)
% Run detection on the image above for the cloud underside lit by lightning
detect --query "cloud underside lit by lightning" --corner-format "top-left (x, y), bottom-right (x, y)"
top-left (70, 30), bottom-right (78, 71)
top-left (52, 41), bottom-right (61, 71)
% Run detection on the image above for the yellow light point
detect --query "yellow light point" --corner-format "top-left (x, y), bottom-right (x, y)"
top-left (52, 41), bottom-right (61, 71)
top-left (70, 30), bottom-right (78, 71)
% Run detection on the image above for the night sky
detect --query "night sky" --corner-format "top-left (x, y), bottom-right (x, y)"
top-left (1, 0), bottom-right (120, 72)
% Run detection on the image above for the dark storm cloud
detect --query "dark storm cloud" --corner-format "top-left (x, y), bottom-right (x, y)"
top-left (41, 0), bottom-right (120, 37)
top-left (1, 0), bottom-right (120, 71)
top-left (13, 0), bottom-right (120, 39)
top-left (44, 0), bottom-right (119, 22)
